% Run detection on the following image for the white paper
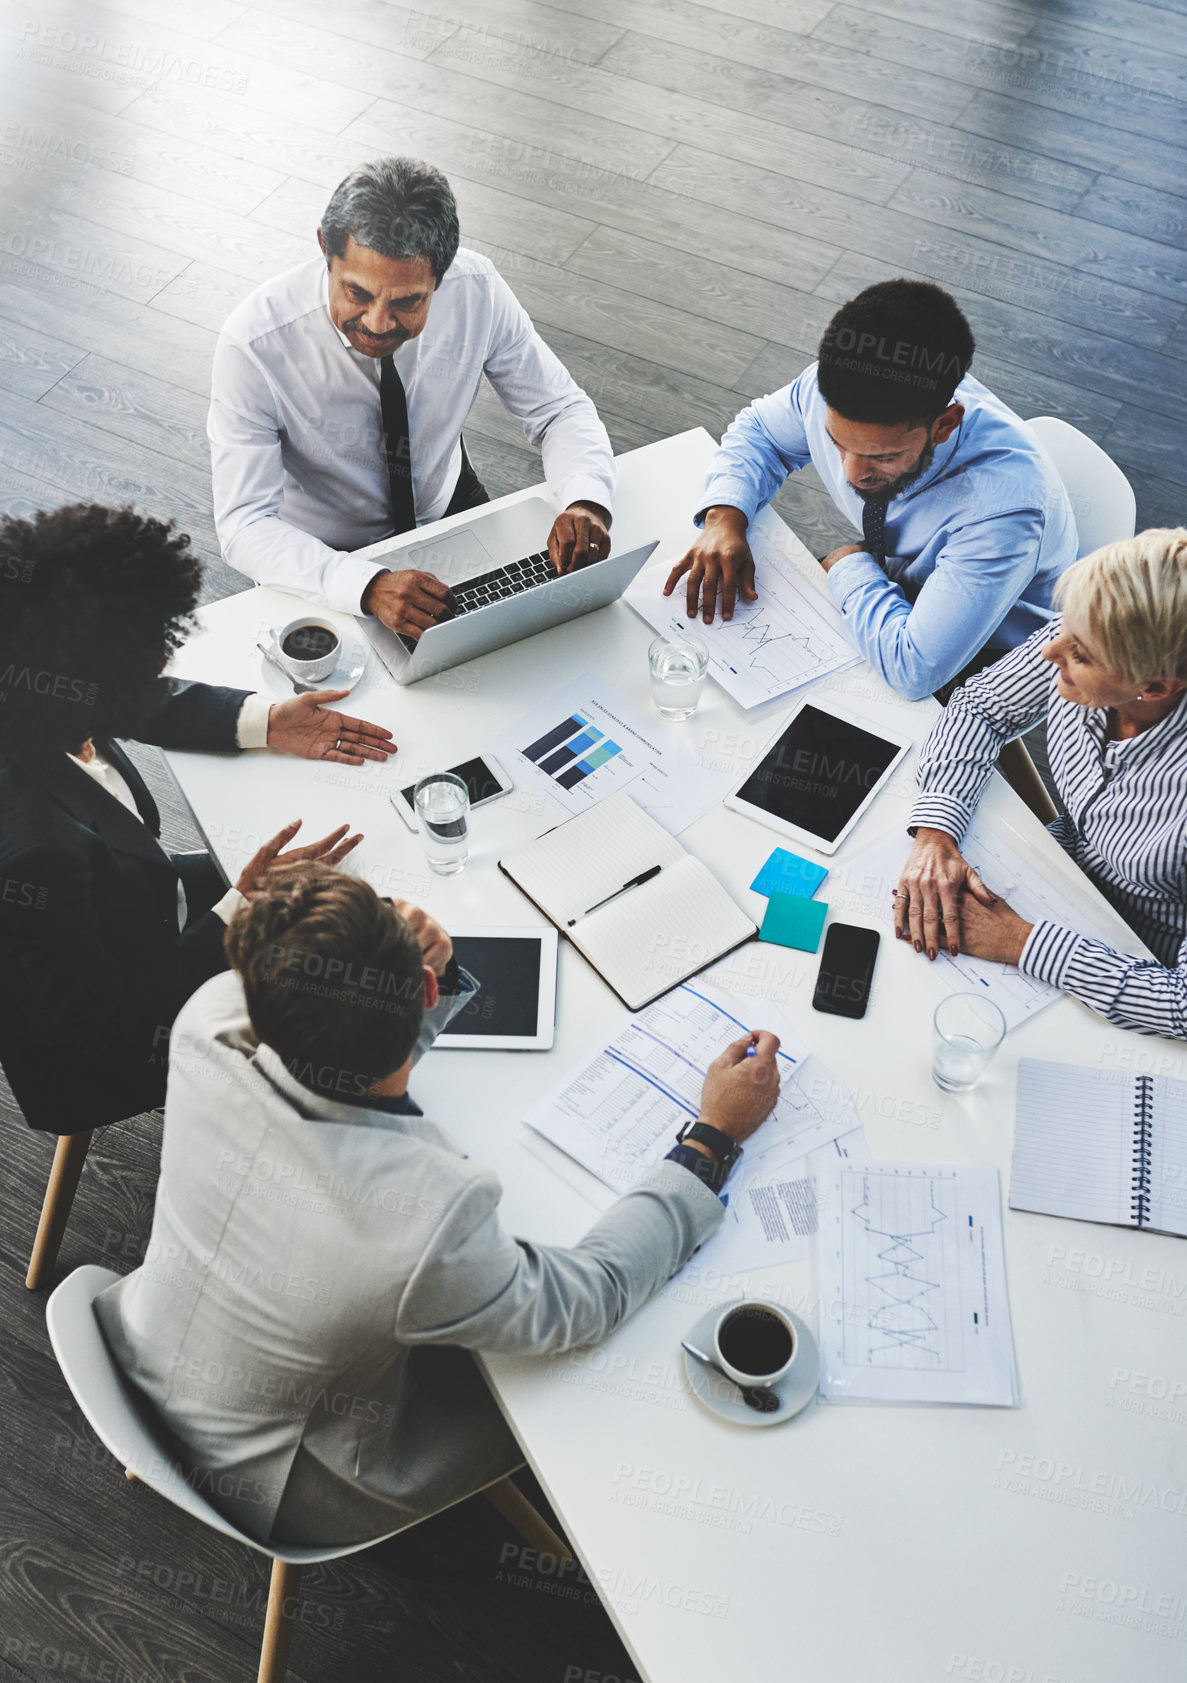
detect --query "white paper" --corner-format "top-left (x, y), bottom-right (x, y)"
top-left (697, 1127), bottom-right (866, 1276)
top-left (816, 1161), bottom-right (1018, 1407)
top-left (488, 674), bottom-right (731, 835)
top-left (523, 979), bottom-right (858, 1197)
top-left (841, 812), bottom-right (1131, 1030)
top-left (625, 525), bottom-right (860, 710)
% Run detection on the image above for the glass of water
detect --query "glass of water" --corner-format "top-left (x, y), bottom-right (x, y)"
top-left (932, 994), bottom-right (1006, 1092)
top-left (413, 772), bottom-right (469, 876)
top-left (648, 632), bottom-right (709, 721)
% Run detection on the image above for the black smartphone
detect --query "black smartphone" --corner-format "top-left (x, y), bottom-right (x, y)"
top-left (812, 923), bottom-right (880, 1020)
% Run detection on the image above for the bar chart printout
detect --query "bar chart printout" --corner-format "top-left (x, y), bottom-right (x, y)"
top-left (522, 712), bottom-right (624, 791)
top-left (815, 1162), bottom-right (1018, 1406)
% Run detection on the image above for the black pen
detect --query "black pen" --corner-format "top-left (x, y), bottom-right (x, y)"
top-left (567, 865), bottom-right (662, 926)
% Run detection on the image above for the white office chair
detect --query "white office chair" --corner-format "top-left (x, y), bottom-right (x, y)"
top-left (992, 418), bottom-right (1140, 824)
top-left (1025, 415), bottom-right (1137, 557)
top-left (47, 1265), bottom-right (571, 1683)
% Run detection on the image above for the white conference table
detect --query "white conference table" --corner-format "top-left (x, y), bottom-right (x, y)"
top-left (165, 431), bottom-right (1186, 1683)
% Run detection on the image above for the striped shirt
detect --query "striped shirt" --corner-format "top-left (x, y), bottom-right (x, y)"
top-left (909, 621), bottom-right (1187, 1040)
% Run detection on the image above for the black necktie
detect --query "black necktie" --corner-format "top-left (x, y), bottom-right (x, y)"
top-left (862, 494), bottom-right (889, 568)
top-left (379, 355), bottom-right (415, 534)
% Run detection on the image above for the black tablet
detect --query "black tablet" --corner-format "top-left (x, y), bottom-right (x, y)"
top-left (437, 927), bottom-right (559, 1049)
top-left (725, 699), bottom-right (910, 855)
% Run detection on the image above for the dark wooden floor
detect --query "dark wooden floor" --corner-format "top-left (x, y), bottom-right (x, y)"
top-left (2, 0), bottom-right (1186, 1677)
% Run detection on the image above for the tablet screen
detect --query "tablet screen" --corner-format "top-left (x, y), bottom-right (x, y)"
top-left (735, 705), bottom-right (902, 844)
top-left (439, 935), bottom-right (543, 1039)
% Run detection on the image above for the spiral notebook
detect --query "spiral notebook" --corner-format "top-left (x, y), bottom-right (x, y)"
top-left (498, 790), bottom-right (756, 1011)
top-left (1011, 1059), bottom-right (1187, 1237)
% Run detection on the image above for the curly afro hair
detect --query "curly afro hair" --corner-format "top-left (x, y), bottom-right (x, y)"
top-left (816, 279), bottom-right (975, 427)
top-left (0, 504), bottom-right (203, 761)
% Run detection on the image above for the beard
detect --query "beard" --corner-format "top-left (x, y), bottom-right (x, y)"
top-left (852, 439), bottom-right (936, 502)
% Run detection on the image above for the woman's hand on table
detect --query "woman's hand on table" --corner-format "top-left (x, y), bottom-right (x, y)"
top-left (894, 827), bottom-right (996, 960)
top-left (266, 690), bottom-right (396, 765)
top-left (953, 893), bottom-right (1033, 967)
top-left (389, 898), bottom-right (453, 976)
top-left (234, 820), bottom-right (363, 897)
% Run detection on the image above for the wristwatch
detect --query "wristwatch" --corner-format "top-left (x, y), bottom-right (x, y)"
top-left (667, 1121), bottom-right (743, 1195)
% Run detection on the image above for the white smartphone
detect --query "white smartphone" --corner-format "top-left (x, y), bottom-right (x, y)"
top-left (391, 753), bottom-right (514, 831)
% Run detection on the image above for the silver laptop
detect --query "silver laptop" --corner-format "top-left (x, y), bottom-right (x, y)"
top-left (358, 494), bottom-right (658, 685)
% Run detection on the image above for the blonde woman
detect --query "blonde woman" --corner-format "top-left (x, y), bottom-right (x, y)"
top-left (896, 529), bottom-right (1187, 1039)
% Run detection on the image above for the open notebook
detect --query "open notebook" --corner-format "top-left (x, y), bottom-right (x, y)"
top-left (1011, 1059), bottom-right (1187, 1237)
top-left (498, 791), bottom-right (756, 1010)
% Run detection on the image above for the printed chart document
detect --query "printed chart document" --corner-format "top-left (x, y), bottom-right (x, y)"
top-left (487, 674), bottom-right (730, 835)
top-left (523, 979), bottom-right (864, 1273)
top-left (1012, 1059), bottom-right (1187, 1236)
top-left (816, 1161), bottom-right (1018, 1406)
top-left (701, 1128), bottom-right (867, 1276)
top-left (625, 519), bottom-right (860, 711)
top-left (841, 812), bottom-right (1137, 1030)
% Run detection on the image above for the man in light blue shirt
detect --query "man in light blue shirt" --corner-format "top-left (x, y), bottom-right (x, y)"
top-left (665, 280), bottom-right (1078, 701)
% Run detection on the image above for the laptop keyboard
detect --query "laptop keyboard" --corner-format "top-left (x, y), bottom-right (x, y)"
top-left (398, 551), bottom-right (556, 652)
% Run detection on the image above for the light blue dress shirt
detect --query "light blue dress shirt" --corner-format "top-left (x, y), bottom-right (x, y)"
top-left (698, 366), bottom-right (1078, 700)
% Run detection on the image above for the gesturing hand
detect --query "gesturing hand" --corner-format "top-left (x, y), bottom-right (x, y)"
top-left (663, 506), bottom-right (756, 623)
top-left (894, 827), bottom-right (996, 960)
top-left (234, 819), bottom-right (363, 897)
top-left (363, 568), bottom-right (458, 639)
top-left (266, 690), bottom-right (396, 765)
top-left (389, 897), bottom-right (453, 977)
top-left (549, 502), bottom-right (612, 575)
top-left (697, 1031), bottom-right (781, 1144)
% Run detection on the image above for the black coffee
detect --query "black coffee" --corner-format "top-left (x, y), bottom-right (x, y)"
top-left (282, 624), bottom-right (338, 661)
top-left (718, 1307), bottom-right (793, 1376)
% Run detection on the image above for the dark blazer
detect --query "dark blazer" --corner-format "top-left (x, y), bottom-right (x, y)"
top-left (0, 680), bottom-right (252, 1132)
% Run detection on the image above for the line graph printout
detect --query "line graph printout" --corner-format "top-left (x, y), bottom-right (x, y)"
top-left (816, 1162), bottom-right (1018, 1406)
top-left (625, 529), bottom-right (860, 710)
top-left (840, 812), bottom-right (1139, 1031)
top-left (524, 979), bottom-right (860, 1231)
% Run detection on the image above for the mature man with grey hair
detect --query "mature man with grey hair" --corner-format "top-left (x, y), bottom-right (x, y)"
top-left (209, 157), bottom-right (616, 638)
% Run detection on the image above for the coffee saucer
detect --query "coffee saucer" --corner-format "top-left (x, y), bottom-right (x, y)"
top-left (259, 631), bottom-right (368, 699)
top-left (681, 1301), bottom-right (820, 1429)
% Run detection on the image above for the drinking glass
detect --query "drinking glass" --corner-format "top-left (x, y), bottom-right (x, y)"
top-left (413, 772), bottom-right (469, 876)
top-left (648, 633), bottom-right (709, 721)
top-left (932, 994), bottom-right (1006, 1092)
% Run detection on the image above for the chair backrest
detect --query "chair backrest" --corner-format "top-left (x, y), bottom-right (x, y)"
top-left (45, 1266), bottom-right (371, 1567)
top-left (1025, 415), bottom-right (1137, 558)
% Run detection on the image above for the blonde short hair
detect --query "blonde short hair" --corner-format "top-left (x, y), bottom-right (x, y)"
top-left (1054, 528), bottom-right (1187, 686)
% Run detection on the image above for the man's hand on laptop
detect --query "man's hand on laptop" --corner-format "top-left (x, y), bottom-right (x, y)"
top-left (361, 569), bottom-right (458, 639)
top-left (549, 501), bottom-right (612, 575)
top-left (664, 506), bottom-right (757, 624)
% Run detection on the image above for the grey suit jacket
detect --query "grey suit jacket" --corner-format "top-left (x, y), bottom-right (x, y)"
top-left (96, 970), bottom-right (724, 1547)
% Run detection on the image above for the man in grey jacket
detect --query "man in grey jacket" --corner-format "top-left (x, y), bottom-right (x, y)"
top-left (97, 862), bottom-right (779, 1548)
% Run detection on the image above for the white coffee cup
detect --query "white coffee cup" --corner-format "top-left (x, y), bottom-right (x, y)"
top-left (712, 1301), bottom-right (797, 1389)
top-left (276, 617), bottom-right (340, 683)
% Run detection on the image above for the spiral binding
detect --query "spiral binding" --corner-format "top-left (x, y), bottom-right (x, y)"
top-left (1131, 1074), bottom-right (1154, 1227)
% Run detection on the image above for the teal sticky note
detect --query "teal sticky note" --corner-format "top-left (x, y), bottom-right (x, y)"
top-left (750, 847), bottom-right (828, 900)
top-left (759, 892), bottom-right (828, 953)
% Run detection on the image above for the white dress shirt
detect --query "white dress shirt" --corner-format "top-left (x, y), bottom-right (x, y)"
top-left (67, 695), bottom-right (272, 929)
top-left (208, 252), bottom-right (616, 614)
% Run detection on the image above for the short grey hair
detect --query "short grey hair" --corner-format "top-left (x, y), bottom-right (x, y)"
top-left (320, 157), bottom-right (459, 282)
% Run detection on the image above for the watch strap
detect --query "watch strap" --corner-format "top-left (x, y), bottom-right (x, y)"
top-left (677, 1120), bottom-right (743, 1171)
